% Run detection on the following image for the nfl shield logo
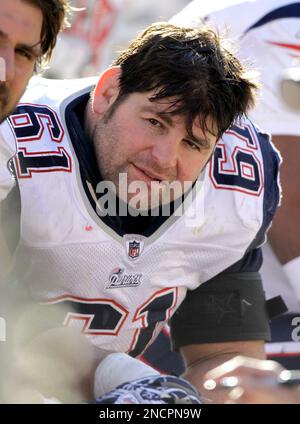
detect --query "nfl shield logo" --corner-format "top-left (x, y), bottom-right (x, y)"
top-left (128, 240), bottom-right (140, 259)
top-left (124, 235), bottom-right (145, 260)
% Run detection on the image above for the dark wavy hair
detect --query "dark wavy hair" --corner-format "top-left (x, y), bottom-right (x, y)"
top-left (24, 0), bottom-right (72, 65)
top-left (112, 22), bottom-right (258, 139)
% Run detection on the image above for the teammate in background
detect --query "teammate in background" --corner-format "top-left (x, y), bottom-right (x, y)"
top-left (0, 21), bottom-right (281, 403)
top-left (0, 0), bottom-right (73, 404)
top-left (0, 0), bottom-right (71, 123)
top-left (0, 0), bottom-right (71, 277)
top-left (171, 0), bottom-right (300, 370)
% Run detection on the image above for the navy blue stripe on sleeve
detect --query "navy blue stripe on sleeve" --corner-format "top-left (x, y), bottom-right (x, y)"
top-left (245, 2), bottom-right (300, 33)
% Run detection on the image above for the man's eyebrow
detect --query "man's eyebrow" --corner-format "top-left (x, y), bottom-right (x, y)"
top-left (186, 133), bottom-right (212, 149)
top-left (141, 105), bottom-right (175, 126)
top-left (141, 105), bottom-right (212, 149)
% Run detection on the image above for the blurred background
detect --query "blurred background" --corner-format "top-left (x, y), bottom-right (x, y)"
top-left (45, 0), bottom-right (191, 79)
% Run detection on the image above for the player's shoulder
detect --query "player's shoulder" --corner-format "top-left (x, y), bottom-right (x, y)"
top-left (18, 76), bottom-right (97, 109)
top-left (207, 114), bottom-right (281, 228)
top-left (226, 115), bottom-right (281, 185)
top-left (221, 115), bottom-right (280, 168)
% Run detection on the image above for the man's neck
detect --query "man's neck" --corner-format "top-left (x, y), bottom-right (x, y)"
top-left (84, 98), bottom-right (95, 144)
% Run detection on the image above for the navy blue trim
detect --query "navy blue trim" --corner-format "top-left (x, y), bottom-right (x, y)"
top-left (245, 2), bottom-right (300, 33)
top-left (249, 129), bottom-right (281, 249)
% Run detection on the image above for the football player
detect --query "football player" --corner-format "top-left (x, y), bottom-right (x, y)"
top-left (0, 0), bottom-right (71, 404)
top-left (0, 22), bottom-right (281, 403)
top-left (0, 0), bottom-right (71, 123)
top-left (0, 0), bottom-right (71, 284)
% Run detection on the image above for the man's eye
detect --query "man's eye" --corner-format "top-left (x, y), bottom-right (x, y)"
top-left (148, 118), bottom-right (163, 128)
top-left (183, 139), bottom-right (200, 151)
top-left (16, 48), bottom-right (33, 60)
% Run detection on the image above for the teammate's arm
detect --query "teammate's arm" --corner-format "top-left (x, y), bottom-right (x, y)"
top-left (268, 135), bottom-right (300, 262)
top-left (267, 135), bottom-right (300, 302)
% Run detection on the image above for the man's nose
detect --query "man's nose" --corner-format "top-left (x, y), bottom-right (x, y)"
top-left (150, 135), bottom-right (179, 170)
top-left (0, 47), bottom-right (15, 82)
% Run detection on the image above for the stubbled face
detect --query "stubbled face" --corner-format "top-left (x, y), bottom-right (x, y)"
top-left (92, 91), bottom-right (218, 210)
top-left (0, 0), bottom-right (43, 122)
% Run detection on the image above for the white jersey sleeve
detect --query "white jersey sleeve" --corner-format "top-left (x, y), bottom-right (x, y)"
top-left (172, 0), bottom-right (300, 136)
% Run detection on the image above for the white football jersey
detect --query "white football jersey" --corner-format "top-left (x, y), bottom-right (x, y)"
top-left (0, 77), bottom-right (280, 355)
top-left (172, 0), bottom-right (300, 136)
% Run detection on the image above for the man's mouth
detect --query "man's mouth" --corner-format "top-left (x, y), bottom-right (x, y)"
top-left (131, 163), bottom-right (166, 183)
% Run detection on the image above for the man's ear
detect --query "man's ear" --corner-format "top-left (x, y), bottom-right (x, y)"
top-left (93, 66), bottom-right (122, 116)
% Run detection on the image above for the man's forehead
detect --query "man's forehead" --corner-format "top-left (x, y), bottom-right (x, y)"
top-left (0, 0), bottom-right (43, 45)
